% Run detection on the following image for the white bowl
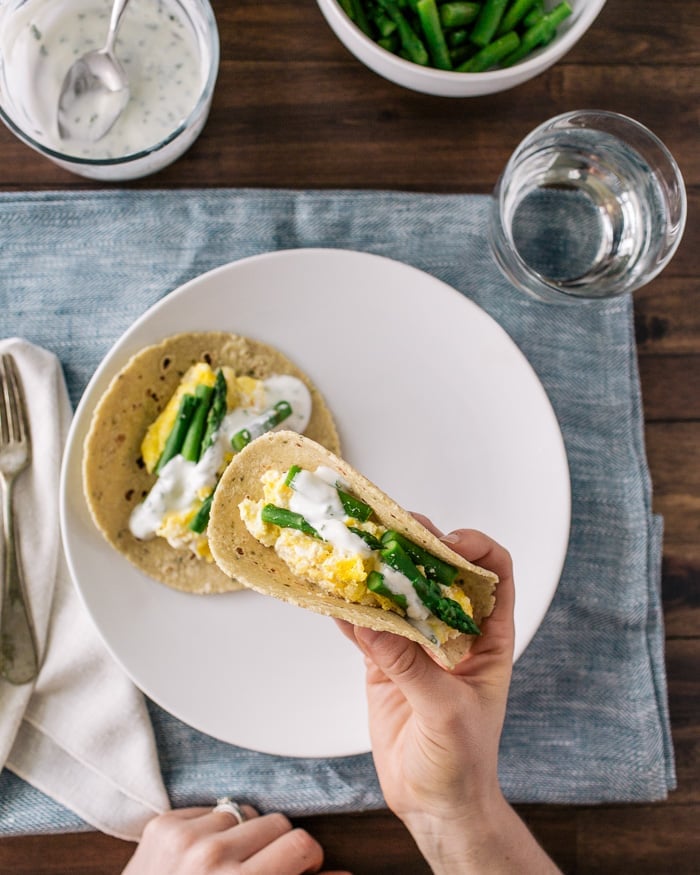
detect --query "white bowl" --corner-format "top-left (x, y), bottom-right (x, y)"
top-left (316, 0), bottom-right (606, 97)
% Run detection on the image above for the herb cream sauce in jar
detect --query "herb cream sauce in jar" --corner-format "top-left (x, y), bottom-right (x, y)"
top-left (0, 0), bottom-right (219, 179)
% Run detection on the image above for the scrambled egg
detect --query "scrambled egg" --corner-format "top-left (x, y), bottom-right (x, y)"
top-left (240, 469), bottom-right (395, 610)
top-left (238, 468), bottom-right (472, 639)
top-left (158, 509), bottom-right (212, 561)
top-left (138, 363), bottom-right (271, 560)
top-left (141, 364), bottom-right (256, 473)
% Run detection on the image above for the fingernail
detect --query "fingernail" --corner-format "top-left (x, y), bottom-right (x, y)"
top-left (441, 533), bottom-right (460, 544)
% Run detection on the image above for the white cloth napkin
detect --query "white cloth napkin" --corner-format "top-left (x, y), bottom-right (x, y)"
top-left (0, 338), bottom-right (170, 841)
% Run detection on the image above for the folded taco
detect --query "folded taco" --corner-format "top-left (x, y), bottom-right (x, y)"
top-left (83, 332), bottom-right (340, 594)
top-left (208, 431), bottom-right (497, 667)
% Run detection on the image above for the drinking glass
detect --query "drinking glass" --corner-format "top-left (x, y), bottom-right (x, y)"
top-left (489, 110), bottom-right (687, 303)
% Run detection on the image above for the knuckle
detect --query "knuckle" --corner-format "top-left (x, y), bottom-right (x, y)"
top-left (188, 836), bottom-right (229, 869)
top-left (383, 639), bottom-right (424, 681)
top-left (142, 813), bottom-right (194, 855)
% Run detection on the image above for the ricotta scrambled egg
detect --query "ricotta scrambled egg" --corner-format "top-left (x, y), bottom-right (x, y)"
top-left (130, 364), bottom-right (312, 563)
top-left (240, 468), bottom-right (475, 645)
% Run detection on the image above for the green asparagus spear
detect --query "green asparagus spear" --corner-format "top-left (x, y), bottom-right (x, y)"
top-left (285, 465), bottom-right (374, 522)
top-left (378, 34), bottom-right (400, 51)
top-left (371, 10), bottom-right (398, 38)
top-left (439, 2), bottom-right (480, 29)
top-left (189, 491), bottom-right (214, 533)
top-left (470, 0), bottom-right (509, 47)
top-left (522, 0), bottom-right (545, 27)
top-left (381, 530), bottom-right (458, 586)
top-left (417, 0), bottom-right (452, 70)
top-left (349, 0), bottom-right (373, 36)
top-left (367, 570), bottom-right (408, 610)
top-left (337, 489), bottom-right (374, 522)
top-left (261, 504), bottom-right (321, 539)
top-left (347, 526), bottom-right (384, 551)
top-left (501, 1), bottom-right (571, 66)
top-left (200, 369), bottom-right (228, 454)
top-left (457, 30), bottom-right (519, 71)
top-left (231, 400), bottom-right (293, 452)
top-left (154, 393), bottom-right (199, 474)
top-left (285, 464), bottom-right (302, 487)
top-left (497, 0), bottom-right (540, 34)
top-left (381, 539), bottom-right (480, 635)
top-left (446, 27), bottom-right (470, 48)
top-left (181, 384), bottom-right (214, 462)
top-left (376, 0), bottom-right (430, 65)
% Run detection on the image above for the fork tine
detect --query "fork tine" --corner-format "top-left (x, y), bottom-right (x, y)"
top-left (0, 356), bottom-right (10, 445)
top-left (4, 354), bottom-right (29, 445)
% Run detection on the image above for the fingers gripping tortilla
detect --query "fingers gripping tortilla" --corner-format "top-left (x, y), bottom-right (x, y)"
top-left (208, 431), bottom-right (497, 667)
top-left (82, 332), bottom-right (340, 594)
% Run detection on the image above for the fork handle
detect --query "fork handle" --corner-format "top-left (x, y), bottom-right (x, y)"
top-left (1, 474), bottom-right (38, 684)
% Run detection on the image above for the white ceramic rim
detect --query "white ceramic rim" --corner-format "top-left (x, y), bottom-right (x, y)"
top-left (317, 0), bottom-right (607, 90)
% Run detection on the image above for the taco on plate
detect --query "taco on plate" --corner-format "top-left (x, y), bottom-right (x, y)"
top-left (207, 431), bottom-right (497, 666)
top-left (83, 332), bottom-right (340, 594)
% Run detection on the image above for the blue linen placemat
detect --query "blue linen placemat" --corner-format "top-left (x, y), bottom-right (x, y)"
top-left (0, 189), bottom-right (674, 834)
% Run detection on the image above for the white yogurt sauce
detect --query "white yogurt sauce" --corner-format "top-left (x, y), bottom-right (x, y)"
top-left (380, 564), bottom-right (430, 621)
top-left (285, 467), bottom-right (439, 643)
top-left (1, 0), bottom-right (205, 158)
top-left (289, 467), bottom-right (373, 556)
top-left (129, 375), bottom-right (312, 541)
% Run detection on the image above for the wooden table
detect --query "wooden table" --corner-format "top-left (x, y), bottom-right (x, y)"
top-left (0, 1), bottom-right (697, 872)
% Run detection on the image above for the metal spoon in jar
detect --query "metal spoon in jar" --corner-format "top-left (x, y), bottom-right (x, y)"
top-left (57, 0), bottom-right (131, 142)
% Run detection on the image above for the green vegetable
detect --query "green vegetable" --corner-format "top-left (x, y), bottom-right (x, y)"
top-left (439, 2), bottom-right (480, 29)
top-left (181, 384), bottom-right (214, 462)
top-left (501, 1), bottom-right (571, 65)
top-left (381, 539), bottom-right (480, 635)
top-left (376, 0), bottom-right (430, 65)
top-left (367, 570), bottom-right (408, 610)
top-left (523, 0), bottom-right (545, 28)
top-left (285, 464), bottom-right (302, 487)
top-left (189, 491), bottom-right (214, 533)
top-left (350, 0), bottom-right (373, 36)
top-left (231, 400), bottom-right (293, 451)
top-left (371, 10), bottom-right (398, 38)
top-left (155, 393), bottom-right (199, 474)
top-left (446, 27), bottom-right (470, 48)
top-left (347, 526), bottom-right (384, 551)
top-left (337, 488), bottom-right (373, 522)
top-left (381, 530), bottom-right (458, 586)
top-left (416, 0), bottom-right (452, 70)
top-left (261, 504), bottom-right (321, 539)
top-left (200, 369), bottom-right (228, 454)
top-left (457, 30), bottom-right (520, 71)
top-left (336, 0), bottom-right (571, 73)
top-left (470, 0), bottom-right (509, 47)
top-left (497, 0), bottom-right (540, 35)
top-left (285, 466), bottom-right (374, 522)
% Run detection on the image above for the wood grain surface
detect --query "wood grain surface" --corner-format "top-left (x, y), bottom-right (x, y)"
top-left (0, 1), bottom-right (698, 872)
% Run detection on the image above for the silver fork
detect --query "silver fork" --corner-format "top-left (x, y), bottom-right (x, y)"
top-left (0, 354), bottom-right (38, 684)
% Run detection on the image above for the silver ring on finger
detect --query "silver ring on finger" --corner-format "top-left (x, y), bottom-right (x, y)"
top-left (212, 796), bottom-right (246, 825)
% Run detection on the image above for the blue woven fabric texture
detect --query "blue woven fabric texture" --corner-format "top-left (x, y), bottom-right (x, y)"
top-left (0, 189), bottom-right (674, 834)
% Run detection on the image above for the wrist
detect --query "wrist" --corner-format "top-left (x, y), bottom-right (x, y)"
top-left (400, 786), bottom-right (508, 871)
top-left (402, 792), bottom-right (559, 875)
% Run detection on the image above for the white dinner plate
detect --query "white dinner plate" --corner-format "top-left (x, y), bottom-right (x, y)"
top-left (60, 249), bottom-right (570, 758)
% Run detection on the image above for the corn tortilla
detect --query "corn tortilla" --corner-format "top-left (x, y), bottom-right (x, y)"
top-left (208, 431), bottom-right (497, 666)
top-left (83, 332), bottom-right (340, 594)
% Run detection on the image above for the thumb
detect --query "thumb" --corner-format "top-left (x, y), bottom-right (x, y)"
top-left (353, 627), bottom-right (447, 711)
